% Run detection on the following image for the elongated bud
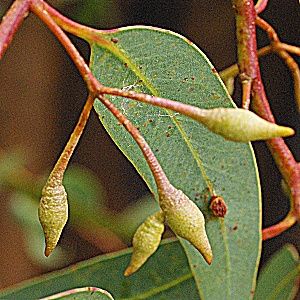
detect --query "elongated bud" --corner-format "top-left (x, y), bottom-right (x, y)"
top-left (38, 181), bottom-right (68, 257)
top-left (124, 211), bottom-right (165, 276)
top-left (159, 185), bottom-right (213, 264)
top-left (192, 108), bottom-right (294, 142)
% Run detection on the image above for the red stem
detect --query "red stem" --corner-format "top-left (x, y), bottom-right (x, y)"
top-left (0, 0), bottom-right (31, 60)
top-left (234, 1), bottom-right (300, 234)
top-left (39, 0), bottom-right (116, 38)
top-left (97, 94), bottom-right (169, 191)
top-left (262, 213), bottom-right (296, 240)
top-left (30, 0), bottom-right (101, 94)
top-left (48, 94), bottom-right (95, 185)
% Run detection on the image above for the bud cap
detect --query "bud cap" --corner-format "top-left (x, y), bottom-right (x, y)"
top-left (124, 211), bottom-right (165, 276)
top-left (159, 185), bottom-right (213, 264)
top-left (196, 108), bottom-right (294, 142)
top-left (38, 183), bottom-right (68, 257)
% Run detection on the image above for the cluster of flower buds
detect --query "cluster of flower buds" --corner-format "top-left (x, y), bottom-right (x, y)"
top-left (125, 182), bottom-right (213, 276)
top-left (124, 211), bottom-right (165, 276)
top-left (38, 86), bottom-right (295, 277)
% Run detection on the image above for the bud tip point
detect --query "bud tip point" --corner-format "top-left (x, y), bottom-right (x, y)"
top-left (124, 267), bottom-right (133, 277)
top-left (44, 246), bottom-right (53, 257)
top-left (205, 254), bottom-right (213, 265)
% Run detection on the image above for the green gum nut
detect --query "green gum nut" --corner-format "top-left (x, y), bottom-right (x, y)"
top-left (124, 210), bottom-right (165, 276)
top-left (195, 108), bottom-right (294, 142)
top-left (38, 183), bottom-right (68, 257)
top-left (159, 185), bottom-right (213, 265)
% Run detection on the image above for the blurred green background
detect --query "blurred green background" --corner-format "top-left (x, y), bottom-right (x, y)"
top-left (0, 0), bottom-right (299, 290)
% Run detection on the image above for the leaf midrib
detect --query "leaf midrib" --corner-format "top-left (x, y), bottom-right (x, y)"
top-left (267, 264), bottom-right (300, 300)
top-left (91, 28), bottom-right (232, 299)
top-left (120, 273), bottom-right (193, 300)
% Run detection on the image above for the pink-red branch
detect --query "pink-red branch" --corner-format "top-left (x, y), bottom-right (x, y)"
top-left (0, 0), bottom-right (31, 60)
top-left (233, 0), bottom-right (300, 239)
top-left (30, 0), bottom-right (102, 94)
top-left (234, 0), bottom-right (259, 110)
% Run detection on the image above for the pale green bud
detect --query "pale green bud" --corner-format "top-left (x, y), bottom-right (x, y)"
top-left (192, 108), bottom-right (294, 142)
top-left (159, 185), bottom-right (213, 264)
top-left (124, 211), bottom-right (165, 276)
top-left (38, 183), bottom-right (68, 257)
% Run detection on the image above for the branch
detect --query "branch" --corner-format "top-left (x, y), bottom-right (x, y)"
top-left (233, 0), bottom-right (300, 234)
top-left (220, 45), bottom-right (272, 81)
top-left (0, 0), bottom-right (31, 60)
top-left (234, 0), bottom-right (258, 109)
top-left (276, 43), bottom-right (300, 56)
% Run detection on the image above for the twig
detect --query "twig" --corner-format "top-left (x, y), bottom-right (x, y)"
top-left (276, 43), bottom-right (300, 56)
top-left (30, 0), bottom-right (101, 95)
top-left (48, 94), bottom-right (95, 184)
top-left (262, 212), bottom-right (296, 240)
top-left (37, 0), bottom-right (115, 39)
top-left (256, 16), bottom-right (300, 111)
top-left (242, 80), bottom-right (252, 109)
top-left (40, 287), bottom-right (114, 300)
top-left (0, 0), bottom-right (31, 60)
top-left (30, 1), bottom-right (170, 190)
top-left (255, 0), bottom-right (269, 14)
top-left (31, 0), bottom-right (300, 239)
top-left (220, 45), bottom-right (272, 81)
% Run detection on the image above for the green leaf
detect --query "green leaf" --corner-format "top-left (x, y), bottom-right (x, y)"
top-left (254, 244), bottom-right (300, 300)
top-left (0, 239), bottom-right (199, 299)
top-left (40, 287), bottom-right (114, 300)
top-left (89, 26), bottom-right (261, 299)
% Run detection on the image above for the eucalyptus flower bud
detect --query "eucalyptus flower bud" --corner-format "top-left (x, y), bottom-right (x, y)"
top-left (193, 108), bottom-right (294, 142)
top-left (124, 211), bottom-right (165, 276)
top-left (159, 185), bottom-right (212, 264)
top-left (38, 182), bottom-right (68, 257)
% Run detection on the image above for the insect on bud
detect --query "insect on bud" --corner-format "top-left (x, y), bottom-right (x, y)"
top-left (38, 182), bottom-right (68, 257)
top-left (124, 210), bottom-right (165, 276)
top-left (159, 185), bottom-right (213, 265)
top-left (193, 108), bottom-right (294, 142)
